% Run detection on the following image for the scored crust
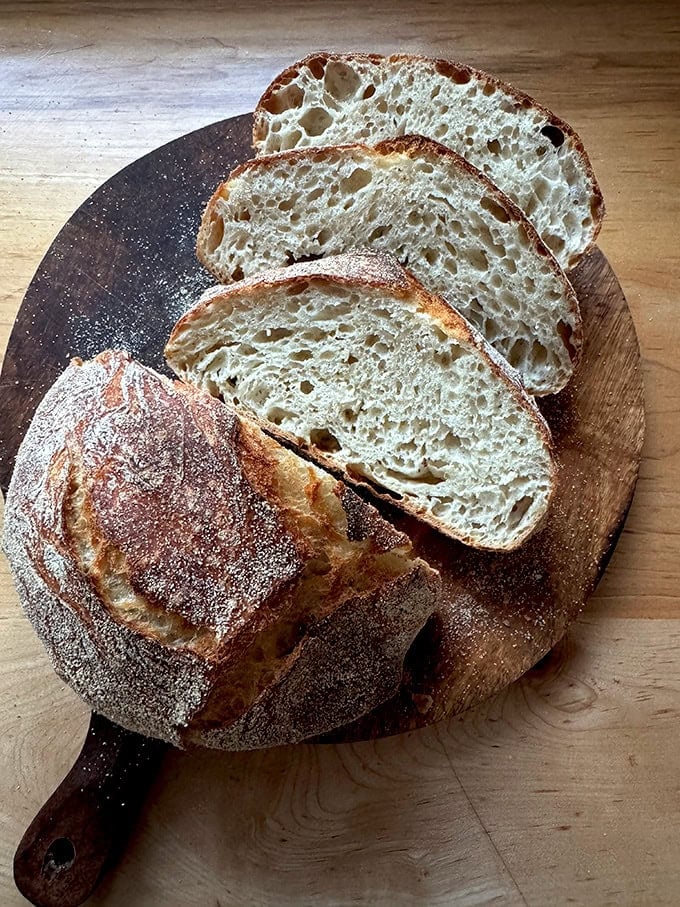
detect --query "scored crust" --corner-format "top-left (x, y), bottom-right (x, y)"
top-left (167, 249), bottom-right (557, 551)
top-left (2, 350), bottom-right (440, 749)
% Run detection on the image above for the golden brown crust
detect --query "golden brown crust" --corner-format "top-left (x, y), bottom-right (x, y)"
top-left (2, 350), bottom-right (440, 748)
top-left (168, 250), bottom-right (558, 551)
top-left (251, 51), bottom-right (605, 257)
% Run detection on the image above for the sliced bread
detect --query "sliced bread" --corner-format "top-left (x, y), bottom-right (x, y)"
top-left (167, 250), bottom-right (557, 551)
top-left (197, 136), bottom-right (581, 395)
top-left (253, 52), bottom-right (605, 268)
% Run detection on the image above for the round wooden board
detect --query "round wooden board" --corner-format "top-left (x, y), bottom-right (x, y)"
top-left (0, 113), bottom-right (644, 745)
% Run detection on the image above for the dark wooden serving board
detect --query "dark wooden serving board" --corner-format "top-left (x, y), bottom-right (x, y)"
top-left (1, 113), bottom-right (644, 905)
top-left (0, 112), bottom-right (645, 742)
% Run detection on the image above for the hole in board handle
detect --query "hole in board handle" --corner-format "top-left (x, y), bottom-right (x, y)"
top-left (42, 837), bottom-right (76, 880)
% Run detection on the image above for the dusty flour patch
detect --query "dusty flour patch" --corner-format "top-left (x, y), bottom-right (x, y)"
top-left (64, 161), bottom-right (219, 371)
top-left (66, 266), bottom-right (212, 367)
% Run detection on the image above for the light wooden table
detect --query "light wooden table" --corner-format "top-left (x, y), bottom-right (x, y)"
top-left (1, 2), bottom-right (678, 904)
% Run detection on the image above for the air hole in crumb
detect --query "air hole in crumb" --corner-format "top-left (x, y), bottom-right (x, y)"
top-left (300, 380), bottom-right (314, 394)
top-left (508, 495), bottom-right (533, 529)
top-left (363, 83), bottom-right (376, 99)
top-left (290, 349), bottom-right (312, 361)
top-left (285, 251), bottom-right (323, 265)
top-left (385, 466), bottom-right (446, 486)
top-left (545, 233), bottom-right (566, 255)
top-left (347, 354), bottom-right (358, 364)
top-left (540, 124), bottom-right (565, 147)
top-left (487, 139), bottom-right (501, 155)
top-left (340, 167), bottom-right (372, 193)
top-left (205, 214), bottom-right (224, 253)
top-left (467, 247), bottom-right (488, 271)
top-left (310, 428), bottom-right (342, 452)
top-left (508, 338), bottom-right (528, 368)
top-left (231, 265), bottom-right (244, 281)
top-left (307, 56), bottom-right (327, 79)
top-left (282, 129), bottom-right (302, 149)
top-left (480, 196), bottom-right (510, 223)
top-left (484, 317), bottom-right (500, 340)
top-left (531, 340), bottom-right (548, 366)
top-left (286, 281), bottom-right (308, 295)
top-left (533, 177), bottom-right (551, 203)
top-left (557, 320), bottom-right (578, 360)
top-left (368, 224), bottom-right (391, 241)
top-left (323, 60), bottom-right (361, 99)
top-left (441, 64), bottom-right (471, 85)
top-left (262, 84), bottom-right (304, 114)
top-left (267, 406), bottom-right (295, 425)
top-left (300, 107), bottom-right (333, 136)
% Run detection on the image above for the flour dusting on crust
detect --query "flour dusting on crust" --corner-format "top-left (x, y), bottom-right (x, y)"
top-left (2, 351), bottom-right (439, 748)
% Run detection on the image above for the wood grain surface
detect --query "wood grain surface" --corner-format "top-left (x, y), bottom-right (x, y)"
top-left (1, 2), bottom-right (678, 905)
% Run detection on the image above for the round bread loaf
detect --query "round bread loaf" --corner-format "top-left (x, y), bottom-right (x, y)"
top-left (2, 350), bottom-right (439, 749)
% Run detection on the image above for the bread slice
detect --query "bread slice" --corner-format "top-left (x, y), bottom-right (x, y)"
top-left (167, 250), bottom-right (557, 551)
top-left (253, 52), bottom-right (605, 269)
top-left (197, 136), bottom-right (581, 396)
top-left (2, 350), bottom-right (439, 750)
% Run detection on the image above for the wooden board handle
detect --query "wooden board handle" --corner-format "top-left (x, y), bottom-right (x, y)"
top-left (13, 712), bottom-right (168, 907)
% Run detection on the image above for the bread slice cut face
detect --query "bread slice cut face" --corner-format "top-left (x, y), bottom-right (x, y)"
top-left (2, 350), bottom-right (439, 750)
top-left (167, 251), bottom-right (557, 551)
top-left (253, 52), bottom-right (605, 269)
top-left (197, 137), bottom-right (581, 396)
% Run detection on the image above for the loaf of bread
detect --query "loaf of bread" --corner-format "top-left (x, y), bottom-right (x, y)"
top-left (2, 350), bottom-right (440, 750)
top-left (167, 250), bottom-right (557, 551)
top-left (253, 52), bottom-right (605, 269)
top-left (197, 136), bottom-right (580, 396)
